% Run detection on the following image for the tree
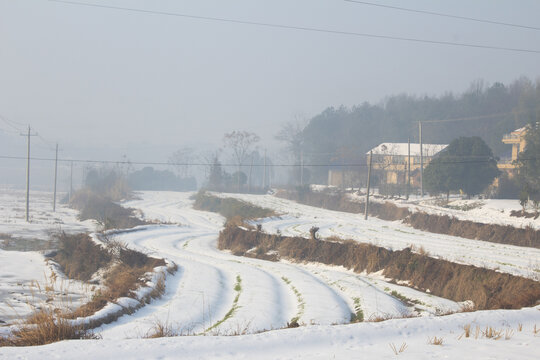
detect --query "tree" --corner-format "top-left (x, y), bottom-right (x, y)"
top-left (207, 154), bottom-right (224, 191)
top-left (223, 131), bottom-right (260, 191)
top-left (168, 147), bottom-right (196, 178)
top-left (517, 123), bottom-right (540, 204)
top-left (275, 119), bottom-right (308, 185)
top-left (423, 136), bottom-right (500, 198)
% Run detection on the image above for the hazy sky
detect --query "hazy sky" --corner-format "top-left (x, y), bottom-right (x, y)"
top-left (1, 0), bottom-right (540, 165)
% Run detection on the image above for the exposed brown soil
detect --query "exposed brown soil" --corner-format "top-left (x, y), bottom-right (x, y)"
top-left (219, 226), bottom-right (540, 310)
top-left (277, 190), bottom-right (540, 249)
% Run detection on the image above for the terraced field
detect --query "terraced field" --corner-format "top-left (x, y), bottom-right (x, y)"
top-left (96, 192), bottom-right (461, 338)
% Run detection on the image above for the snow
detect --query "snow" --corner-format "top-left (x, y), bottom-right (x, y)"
top-left (368, 143), bottom-right (447, 156)
top-left (1, 307), bottom-right (539, 359)
top-left (0, 188), bottom-right (99, 324)
top-left (1, 190), bottom-right (539, 359)
top-left (92, 192), bottom-right (461, 339)
top-left (0, 188), bottom-right (96, 240)
top-left (220, 193), bottom-right (540, 280)
top-left (0, 249), bottom-right (94, 324)
top-left (357, 193), bottom-right (540, 230)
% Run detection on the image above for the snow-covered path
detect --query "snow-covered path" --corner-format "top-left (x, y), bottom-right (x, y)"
top-left (97, 192), bottom-right (457, 338)
top-left (219, 193), bottom-right (540, 280)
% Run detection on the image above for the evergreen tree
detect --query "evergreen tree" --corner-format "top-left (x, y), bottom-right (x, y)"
top-left (517, 124), bottom-right (540, 203)
top-left (424, 137), bottom-right (500, 197)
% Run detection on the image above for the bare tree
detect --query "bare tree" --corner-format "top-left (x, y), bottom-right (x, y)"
top-left (275, 120), bottom-right (305, 160)
top-left (168, 147), bottom-right (196, 178)
top-left (223, 131), bottom-right (260, 191)
top-left (275, 118), bottom-right (306, 185)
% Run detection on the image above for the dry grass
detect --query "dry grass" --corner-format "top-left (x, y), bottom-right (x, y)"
top-left (144, 318), bottom-right (177, 338)
top-left (277, 188), bottom-right (540, 249)
top-left (0, 307), bottom-right (97, 347)
top-left (219, 226), bottom-right (540, 310)
top-left (427, 336), bottom-right (444, 345)
top-left (70, 189), bottom-right (146, 230)
top-left (53, 232), bottom-right (112, 281)
top-left (389, 342), bottom-right (407, 355)
top-left (482, 326), bottom-right (503, 340)
top-left (459, 324), bottom-right (520, 341)
top-left (53, 232), bottom-right (167, 320)
top-left (193, 191), bottom-right (275, 221)
top-left (406, 212), bottom-right (540, 249)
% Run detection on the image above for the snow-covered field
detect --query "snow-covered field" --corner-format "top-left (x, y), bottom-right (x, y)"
top-left (0, 187), bottom-right (95, 240)
top-left (97, 192), bottom-right (460, 340)
top-left (352, 191), bottom-right (540, 230)
top-left (1, 190), bottom-right (539, 359)
top-left (221, 193), bottom-right (540, 280)
top-left (0, 189), bottom-right (97, 325)
top-left (2, 307), bottom-right (540, 359)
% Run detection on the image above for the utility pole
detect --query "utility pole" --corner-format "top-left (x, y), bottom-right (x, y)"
top-left (300, 149), bottom-right (304, 187)
top-left (21, 126), bottom-right (36, 222)
top-left (419, 121), bottom-right (424, 197)
top-left (53, 143), bottom-right (58, 212)
top-left (407, 137), bottom-right (411, 200)
top-left (365, 150), bottom-right (373, 220)
top-left (263, 148), bottom-right (267, 189)
top-left (248, 155), bottom-right (254, 193)
top-left (69, 161), bottom-right (73, 202)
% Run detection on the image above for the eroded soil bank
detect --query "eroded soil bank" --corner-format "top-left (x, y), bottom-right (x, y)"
top-left (277, 190), bottom-right (540, 249)
top-left (219, 225), bottom-right (540, 310)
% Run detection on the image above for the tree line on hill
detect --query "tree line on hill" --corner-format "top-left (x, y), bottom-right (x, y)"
top-left (296, 77), bottom-right (539, 184)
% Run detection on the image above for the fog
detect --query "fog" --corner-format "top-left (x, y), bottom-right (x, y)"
top-left (1, 0), bottom-right (539, 189)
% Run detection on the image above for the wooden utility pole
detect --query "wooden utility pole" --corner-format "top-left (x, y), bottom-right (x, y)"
top-left (407, 137), bottom-right (411, 200)
top-left (21, 126), bottom-right (36, 222)
top-left (300, 149), bottom-right (304, 186)
top-left (53, 143), bottom-right (58, 212)
top-left (419, 121), bottom-right (424, 197)
top-left (69, 161), bottom-right (73, 202)
top-left (365, 150), bottom-right (373, 220)
top-left (248, 155), bottom-right (254, 193)
top-left (263, 148), bottom-right (267, 189)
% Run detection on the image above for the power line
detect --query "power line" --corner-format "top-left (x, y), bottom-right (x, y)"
top-left (0, 115), bottom-right (25, 133)
top-left (0, 154), bottom-right (533, 167)
top-left (48, 0), bottom-right (540, 54)
top-left (344, 1), bottom-right (540, 31)
top-left (422, 112), bottom-right (513, 124)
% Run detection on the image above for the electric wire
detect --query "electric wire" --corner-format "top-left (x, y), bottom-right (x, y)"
top-left (0, 154), bottom-right (531, 167)
top-left (344, 0), bottom-right (540, 31)
top-left (48, 0), bottom-right (540, 54)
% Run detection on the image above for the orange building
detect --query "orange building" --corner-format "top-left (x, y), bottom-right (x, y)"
top-left (498, 127), bottom-right (527, 174)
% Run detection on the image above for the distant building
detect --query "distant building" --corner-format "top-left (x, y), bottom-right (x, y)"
top-left (498, 127), bottom-right (527, 175)
top-left (367, 143), bottom-right (448, 185)
top-left (327, 169), bottom-right (364, 189)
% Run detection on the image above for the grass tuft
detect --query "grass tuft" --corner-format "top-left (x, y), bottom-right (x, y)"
top-left (427, 336), bottom-right (444, 345)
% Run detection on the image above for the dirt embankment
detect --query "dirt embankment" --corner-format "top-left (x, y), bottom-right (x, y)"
top-left (277, 190), bottom-right (540, 249)
top-left (405, 213), bottom-right (540, 248)
top-left (219, 226), bottom-right (540, 310)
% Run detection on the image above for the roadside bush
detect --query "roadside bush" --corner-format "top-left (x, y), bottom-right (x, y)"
top-left (193, 191), bottom-right (275, 221)
top-left (70, 188), bottom-right (146, 230)
top-left (0, 308), bottom-right (95, 347)
top-left (53, 232), bottom-right (111, 281)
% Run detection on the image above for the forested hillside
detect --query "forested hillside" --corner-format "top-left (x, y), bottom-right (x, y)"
top-left (302, 78), bottom-right (540, 182)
